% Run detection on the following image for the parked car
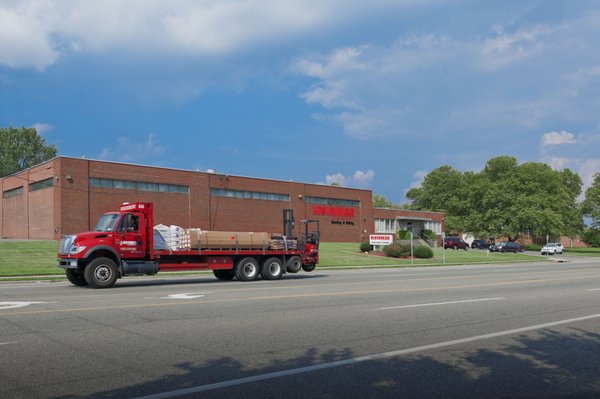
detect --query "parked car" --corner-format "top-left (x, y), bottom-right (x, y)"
top-left (471, 239), bottom-right (489, 249)
top-left (489, 241), bottom-right (520, 253)
top-left (444, 236), bottom-right (469, 250)
top-left (541, 243), bottom-right (564, 255)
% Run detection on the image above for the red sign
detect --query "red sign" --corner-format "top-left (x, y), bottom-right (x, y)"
top-left (312, 205), bottom-right (354, 218)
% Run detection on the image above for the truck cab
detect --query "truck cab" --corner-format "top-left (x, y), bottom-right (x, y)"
top-left (58, 203), bottom-right (156, 288)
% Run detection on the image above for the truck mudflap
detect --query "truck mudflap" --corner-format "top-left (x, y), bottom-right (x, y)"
top-left (58, 258), bottom-right (78, 269)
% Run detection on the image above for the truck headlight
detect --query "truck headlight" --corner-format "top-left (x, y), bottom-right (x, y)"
top-left (70, 245), bottom-right (87, 255)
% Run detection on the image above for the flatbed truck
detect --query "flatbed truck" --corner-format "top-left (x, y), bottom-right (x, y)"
top-left (57, 202), bottom-right (319, 288)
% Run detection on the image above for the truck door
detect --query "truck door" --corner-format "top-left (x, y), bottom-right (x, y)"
top-left (116, 213), bottom-right (145, 258)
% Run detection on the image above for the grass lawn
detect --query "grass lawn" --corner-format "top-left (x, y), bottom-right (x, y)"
top-left (0, 241), bottom-right (63, 277)
top-left (564, 247), bottom-right (600, 257)
top-left (318, 242), bottom-right (537, 268)
top-left (0, 239), bottom-right (565, 279)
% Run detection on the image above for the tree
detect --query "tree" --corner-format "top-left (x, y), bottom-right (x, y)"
top-left (406, 156), bottom-right (583, 241)
top-left (0, 127), bottom-right (57, 177)
top-left (373, 194), bottom-right (393, 208)
top-left (581, 172), bottom-right (600, 228)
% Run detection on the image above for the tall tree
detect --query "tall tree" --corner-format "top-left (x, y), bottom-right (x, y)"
top-left (0, 127), bottom-right (57, 177)
top-left (407, 156), bottom-right (583, 241)
top-left (582, 172), bottom-right (600, 227)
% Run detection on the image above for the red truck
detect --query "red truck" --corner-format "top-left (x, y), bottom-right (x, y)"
top-left (57, 202), bottom-right (319, 288)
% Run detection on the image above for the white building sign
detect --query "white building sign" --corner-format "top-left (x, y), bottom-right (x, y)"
top-left (369, 234), bottom-right (394, 246)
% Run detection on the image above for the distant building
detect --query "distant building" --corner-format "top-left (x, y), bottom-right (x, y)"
top-left (0, 156), bottom-right (444, 243)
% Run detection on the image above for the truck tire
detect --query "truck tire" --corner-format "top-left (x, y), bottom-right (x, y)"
top-left (261, 257), bottom-right (283, 280)
top-left (302, 262), bottom-right (316, 272)
top-left (235, 257), bottom-right (260, 281)
top-left (213, 269), bottom-right (235, 281)
top-left (84, 257), bottom-right (118, 288)
top-left (66, 269), bottom-right (88, 286)
top-left (285, 256), bottom-right (302, 273)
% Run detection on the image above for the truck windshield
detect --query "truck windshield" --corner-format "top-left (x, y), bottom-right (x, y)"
top-left (94, 214), bottom-right (120, 232)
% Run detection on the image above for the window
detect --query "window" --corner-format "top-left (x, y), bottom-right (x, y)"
top-left (210, 188), bottom-right (289, 202)
top-left (375, 218), bottom-right (396, 233)
top-left (305, 196), bottom-right (359, 207)
top-left (89, 178), bottom-right (188, 194)
top-left (3, 186), bottom-right (23, 199)
top-left (29, 178), bottom-right (54, 192)
top-left (424, 221), bottom-right (442, 234)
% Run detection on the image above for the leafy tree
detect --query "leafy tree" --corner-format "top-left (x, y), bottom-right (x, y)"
top-left (581, 228), bottom-right (600, 247)
top-left (407, 156), bottom-right (583, 241)
top-left (0, 127), bottom-right (57, 177)
top-left (373, 194), bottom-right (403, 209)
top-left (581, 173), bottom-right (600, 227)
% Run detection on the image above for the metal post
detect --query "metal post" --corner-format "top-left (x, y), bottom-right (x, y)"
top-left (410, 230), bottom-right (414, 266)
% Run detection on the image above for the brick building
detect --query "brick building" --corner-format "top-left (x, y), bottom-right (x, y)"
top-left (0, 157), bottom-right (445, 243)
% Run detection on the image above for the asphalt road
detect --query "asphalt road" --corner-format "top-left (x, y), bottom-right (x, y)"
top-left (2, 256), bottom-right (600, 399)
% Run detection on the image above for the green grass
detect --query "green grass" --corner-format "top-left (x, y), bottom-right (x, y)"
top-left (0, 241), bottom-right (62, 276)
top-left (563, 247), bottom-right (600, 257)
top-left (318, 242), bottom-right (537, 268)
top-left (0, 240), bottom-right (587, 279)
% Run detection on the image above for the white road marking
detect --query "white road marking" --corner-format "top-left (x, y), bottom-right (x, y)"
top-left (587, 288), bottom-right (600, 291)
top-left (0, 301), bottom-right (49, 310)
top-left (492, 268), bottom-right (534, 272)
top-left (377, 297), bottom-right (504, 310)
top-left (160, 293), bottom-right (209, 300)
top-left (133, 312), bottom-right (600, 399)
top-left (374, 273), bottom-right (440, 278)
top-left (0, 342), bottom-right (17, 346)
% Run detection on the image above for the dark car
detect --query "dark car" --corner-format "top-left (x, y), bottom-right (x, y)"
top-left (471, 239), bottom-right (489, 249)
top-left (444, 236), bottom-right (469, 250)
top-left (489, 241), bottom-right (520, 253)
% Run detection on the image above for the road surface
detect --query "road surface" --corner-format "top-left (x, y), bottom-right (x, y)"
top-left (1, 256), bottom-right (600, 398)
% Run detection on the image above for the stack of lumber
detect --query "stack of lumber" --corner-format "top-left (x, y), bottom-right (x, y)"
top-left (190, 231), bottom-right (271, 250)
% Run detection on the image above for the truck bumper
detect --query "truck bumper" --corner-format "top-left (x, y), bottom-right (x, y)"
top-left (57, 258), bottom-right (78, 269)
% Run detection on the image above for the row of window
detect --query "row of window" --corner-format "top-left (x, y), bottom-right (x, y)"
top-left (2, 177), bottom-right (54, 198)
top-left (89, 178), bottom-right (189, 193)
top-left (374, 219), bottom-right (443, 234)
top-left (210, 188), bottom-right (289, 202)
top-left (305, 196), bottom-right (360, 207)
top-left (3, 186), bottom-right (23, 199)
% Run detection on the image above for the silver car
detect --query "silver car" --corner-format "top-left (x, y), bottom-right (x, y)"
top-left (541, 242), bottom-right (564, 255)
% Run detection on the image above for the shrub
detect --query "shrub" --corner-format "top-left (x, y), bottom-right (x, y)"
top-left (414, 245), bottom-right (434, 258)
top-left (397, 229), bottom-right (411, 240)
top-left (384, 242), bottom-right (411, 258)
top-left (421, 229), bottom-right (436, 240)
top-left (359, 241), bottom-right (372, 252)
top-left (524, 244), bottom-right (541, 251)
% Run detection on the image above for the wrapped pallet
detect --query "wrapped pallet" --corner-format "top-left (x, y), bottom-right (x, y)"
top-left (191, 231), bottom-right (271, 249)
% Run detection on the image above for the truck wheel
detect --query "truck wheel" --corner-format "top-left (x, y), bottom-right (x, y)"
top-left (84, 257), bottom-right (118, 288)
top-left (235, 257), bottom-right (260, 281)
top-left (261, 257), bottom-right (283, 280)
top-left (213, 269), bottom-right (235, 281)
top-left (66, 269), bottom-right (88, 286)
top-left (302, 262), bottom-right (316, 272)
top-left (285, 256), bottom-right (302, 273)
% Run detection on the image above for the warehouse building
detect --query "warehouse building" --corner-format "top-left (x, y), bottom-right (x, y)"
top-left (0, 157), bottom-right (444, 242)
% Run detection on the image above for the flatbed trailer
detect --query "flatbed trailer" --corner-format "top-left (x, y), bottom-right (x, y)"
top-left (58, 202), bottom-right (319, 288)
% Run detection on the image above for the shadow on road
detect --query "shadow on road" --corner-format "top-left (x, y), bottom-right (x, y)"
top-left (48, 326), bottom-right (600, 398)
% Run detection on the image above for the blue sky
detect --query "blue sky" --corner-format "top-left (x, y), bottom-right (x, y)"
top-left (1, 0), bottom-right (600, 204)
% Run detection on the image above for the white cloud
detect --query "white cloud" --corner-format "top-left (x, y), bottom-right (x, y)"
top-left (0, 1), bottom-right (416, 70)
top-left (31, 123), bottom-right (53, 134)
top-left (323, 169), bottom-right (375, 188)
top-left (0, 8), bottom-right (58, 69)
top-left (98, 132), bottom-right (167, 163)
top-left (540, 131), bottom-right (577, 146)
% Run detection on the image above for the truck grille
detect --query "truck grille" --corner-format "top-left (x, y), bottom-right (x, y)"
top-left (59, 235), bottom-right (75, 255)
